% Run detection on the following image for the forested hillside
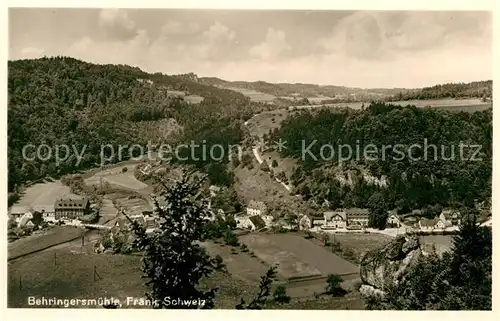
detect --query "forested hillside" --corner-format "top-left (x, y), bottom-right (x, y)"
top-left (8, 57), bottom-right (263, 192)
top-left (270, 103), bottom-right (492, 212)
top-left (200, 77), bottom-right (403, 101)
top-left (200, 77), bottom-right (492, 103)
top-left (386, 81), bottom-right (492, 101)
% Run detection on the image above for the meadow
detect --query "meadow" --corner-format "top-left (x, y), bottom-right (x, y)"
top-left (225, 86), bottom-right (276, 102)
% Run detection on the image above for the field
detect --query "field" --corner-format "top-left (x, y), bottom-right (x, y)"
top-left (8, 226), bottom-right (86, 260)
top-left (167, 90), bottom-right (204, 104)
top-left (244, 109), bottom-right (290, 138)
top-left (290, 98), bottom-right (492, 112)
top-left (84, 164), bottom-right (148, 191)
top-left (325, 233), bottom-right (393, 262)
top-left (225, 86), bottom-right (276, 103)
top-left (201, 241), bottom-right (271, 283)
top-left (8, 232), bottom-right (365, 309)
top-left (10, 181), bottom-right (80, 213)
top-left (239, 233), bottom-right (359, 279)
top-left (8, 249), bottom-right (146, 308)
top-left (114, 195), bottom-right (152, 217)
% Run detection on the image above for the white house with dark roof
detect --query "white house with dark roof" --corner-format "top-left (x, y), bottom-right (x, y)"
top-left (439, 209), bottom-right (461, 226)
top-left (387, 212), bottom-right (402, 227)
top-left (323, 210), bottom-right (347, 229)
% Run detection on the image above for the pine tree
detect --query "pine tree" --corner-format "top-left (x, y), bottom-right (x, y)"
top-left (125, 170), bottom-right (217, 309)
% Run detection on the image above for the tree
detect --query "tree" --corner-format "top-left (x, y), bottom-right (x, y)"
top-left (31, 211), bottom-right (43, 227)
top-left (325, 274), bottom-right (346, 296)
top-left (273, 285), bottom-right (291, 304)
top-left (368, 214), bottom-right (492, 310)
top-left (223, 229), bottom-right (239, 246)
top-left (7, 217), bottom-right (17, 230)
top-left (236, 266), bottom-right (278, 309)
top-left (125, 171), bottom-right (218, 309)
top-left (271, 159), bottom-right (278, 168)
top-left (368, 192), bottom-right (389, 230)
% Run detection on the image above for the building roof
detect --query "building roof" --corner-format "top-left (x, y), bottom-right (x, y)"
top-left (441, 209), bottom-right (460, 220)
top-left (249, 215), bottom-right (266, 229)
top-left (388, 213), bottom-right (401, 220)
top-left (54, 198), bottom-right (88, 210)
top-left (33, 205), bottom-right (55, 213)
top-left (419, 218), bottom-right (438, 227)
top-left (345, 208), bottom-right (369, 216)
top-left (9, 205), bottom-right (30, 215)
top-left (248, 200), bottom-right (267, 212)
top-left (324, 211), bottom-right (346, 221)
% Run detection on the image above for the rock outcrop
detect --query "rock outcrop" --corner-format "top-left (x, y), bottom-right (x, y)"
top-left (359, 234), bottom-right (422, 296)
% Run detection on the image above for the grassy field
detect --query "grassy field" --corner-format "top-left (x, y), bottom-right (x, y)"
top-left (225, 86), bottom-right (276, 102)
top-left (114, 195), bottom-right (152, 217)
top-left (325, 233), bottom-right (393, 263)
top-left (239, 233), bottom-right (359, 279)
top-left (8, 249), bottom-right (146, 308)
top-left (10, 181), bottom-right (80, 212)
top-left (201, 241), bottom-right (273, 283)
top-left (245, 109), bottom-right (289, 138)
top-left (8, 226), bottom-right (86, 260)
top-left (290, 99), bottom-right (492, 112)
top-left (84, 165), bottom-right (148, 191)
top-left (8, 236), bottom-right (365, 309)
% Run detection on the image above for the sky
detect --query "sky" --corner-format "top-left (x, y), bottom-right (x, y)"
top-left (8, 9), bottom-right (493, 88)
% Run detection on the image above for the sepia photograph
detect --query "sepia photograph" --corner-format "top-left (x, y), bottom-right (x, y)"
top-left (5, 4), bottom-right (494, 312)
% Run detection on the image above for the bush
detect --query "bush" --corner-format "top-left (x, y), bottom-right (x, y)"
top-left (273, 285), bottom-right (291, 304)
top-left (325, 274), bottom-right (347, 296)
top-left (122, 167), bottom-right (128, 173)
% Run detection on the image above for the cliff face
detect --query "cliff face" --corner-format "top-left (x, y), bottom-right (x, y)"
top-left (359, 234), bottom-right (422, 297)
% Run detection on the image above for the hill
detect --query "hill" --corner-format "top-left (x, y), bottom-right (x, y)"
top-left (269, 103), bottom-right (492, 212)
top-left (386, 81), bottom-right (492, 101)
top-left (8, 57), bottom-right (272, 193)
top-left (200, 77), bottom-right (404, 102)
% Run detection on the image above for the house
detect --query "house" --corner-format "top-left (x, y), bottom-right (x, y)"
top-left (9, 206), bottom-right (31, 222)
top-left (434, 219), bottom-right (447, 230)
top-left (248, 215), bottom-right (266, 231)
top-left (298, 214), bottom-right (323, 230)
top-left (246, 200), bottom-right (267, 216)
top-left (54, 198), bottom-right (91, 220)
top-left (439, 210), bottom-right (460, 226)
top-left (419, 218), bottom-right (438, 231)
top-left (387, 213), bottom-right (402, 227)
top-left (323, 210), bottom-right (347, 229)
top-left (345, 208), bottom-right (370, 227)
top-left (17, 212), bottom-right (34, 228)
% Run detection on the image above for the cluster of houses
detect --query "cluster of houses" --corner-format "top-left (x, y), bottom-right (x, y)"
top-left (112, 211), bottom-right (157, 234)
top-left (8, 198), bottom-right (93, 228)
top-left (236, 200), bottom-right (271, 231)
top-left (299, 208), bottom-right (370, 231)
top-left (235, 199), bottom-right (467, 233)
